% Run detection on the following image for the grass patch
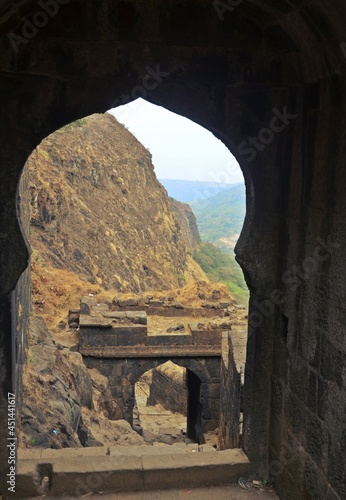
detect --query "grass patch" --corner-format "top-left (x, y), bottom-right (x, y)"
top-left (58, 117), bottom-right (88, 133)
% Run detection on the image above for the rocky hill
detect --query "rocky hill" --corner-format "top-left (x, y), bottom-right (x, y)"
top-left (22, 316), bottom-right (145, 449)
top-left (169, 198), bottom-right (201, 253)
top-left (27, 113), bottom-right (198, 293)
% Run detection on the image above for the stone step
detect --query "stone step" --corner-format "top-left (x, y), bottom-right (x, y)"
top-left (17, 443), bottom-right (212, 460)
top-left (16, 448), bottom-right (258, 498)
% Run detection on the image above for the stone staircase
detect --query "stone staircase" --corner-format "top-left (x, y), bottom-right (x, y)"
top-left (16, 446), bottom-right (259, 498)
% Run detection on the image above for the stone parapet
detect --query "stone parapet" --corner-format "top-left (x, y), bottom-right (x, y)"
top-left (78, 299), bottom-right (225, 357)
top-left (112, 305), bottom-right (225, 318)
top-left (79, 345), bottom-right (222, 358)
top-left (16, 448), bottom-right (256, 497)
top-left (78, 299), bottom-right (224, 441)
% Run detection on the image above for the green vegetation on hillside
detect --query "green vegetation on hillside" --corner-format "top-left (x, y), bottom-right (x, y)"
top-left (189, 183), bottom-right (248, 305)
top-left (190, 183), bottom-right (245, 243)
top-left (194, 243), bottom-right (249, 306)
top-left (160, 178), bottom-right (248, 305)
top-left (58, 117), bottom-right (88, 132)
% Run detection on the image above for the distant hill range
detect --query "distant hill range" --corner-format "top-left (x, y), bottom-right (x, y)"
top-left (190, 183), bottom-right (245, 249)
top-left (161, 179), bottom-right (248, 304)
top-left (159, 178), bottom-right (235, 202)
top-left (162, 180), bottom-right (246, 252)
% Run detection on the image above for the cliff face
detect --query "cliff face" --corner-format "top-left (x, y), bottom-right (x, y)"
top-left (22, 316), bottom-right (144, 449)
top-left (27, 113), bottom-right (189, 293)
top-left (169, 199), bottom-right (201, 253)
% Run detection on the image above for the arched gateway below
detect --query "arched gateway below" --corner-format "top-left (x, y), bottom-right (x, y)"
top-left (77, 296), bottom-right (236, 445)
top-left (133, 362), bottom-right (203, 444)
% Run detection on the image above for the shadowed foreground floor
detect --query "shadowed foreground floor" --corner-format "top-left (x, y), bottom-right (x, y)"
top-left (26, 483), bottom-right (278, 499)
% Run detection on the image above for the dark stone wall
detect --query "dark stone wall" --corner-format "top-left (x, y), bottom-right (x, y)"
top-left (219, 333), bottom-right (241, 450)
top-left (0, 151), bottom-right (31, 491)
top-left (12, 163), bottom-right (31, 413)
top-left (147, 363), bottom-right (188, 415)
top-left (263, 83), bottom-right (346, 500)
top-left (0, 1), bottom-right (346, 498)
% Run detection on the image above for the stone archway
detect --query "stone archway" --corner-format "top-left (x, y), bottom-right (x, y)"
top-left (131, 358), bottom-right (209, 444)
top-left (83, 354), bottom-right (220, 441)
top-left (133, 361), bottom-right (203, 443)
top-left (1, 2), bottom-right (346, 498)
top-left (130, 358), bottom-right (211, 388)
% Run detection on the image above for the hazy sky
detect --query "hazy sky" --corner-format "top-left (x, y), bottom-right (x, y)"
top-left (108, 98), bottom-right (243, 184)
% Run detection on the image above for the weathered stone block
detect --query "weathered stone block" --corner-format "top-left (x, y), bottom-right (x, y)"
top-left (80, 296), bottom-right (96, 314)
top-left (204, 359), bottom-right (222, 379)
top-left (115, 328), bottom-right (147, 345)
top-left (202, 382), bottom-right (220, 399)
top-left (149, 300), bottom-right (164, 307)
top-left (79, 316), bottom-right (112, 327)
top-left (202, 398), bottom-right (220, 420)
top-left (91, 303), bottom-right (110, 314)
top-left (192, 331), bottom-right (222, 345)
top-left (147, 334), bottom-right (191, 346)
top-left (119, 299), bottom-right (138, 307)
top-left (138, 300), bottom-right (149, 307)
top-left (103, 311), bottom-right (127, 319)
top-left (148, 364), bottom-right (187, 414)
top-left (125, 311), bottom-right (147, 325)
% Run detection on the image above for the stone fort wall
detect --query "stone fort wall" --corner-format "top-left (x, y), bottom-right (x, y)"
top-left (147, 362), bottom-right (188, 416)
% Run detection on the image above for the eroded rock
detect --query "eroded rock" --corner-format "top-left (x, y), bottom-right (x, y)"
top-left (88, 368), bottom-right (123, 420)
top-left (21, 316), bottom-right (137, 450)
